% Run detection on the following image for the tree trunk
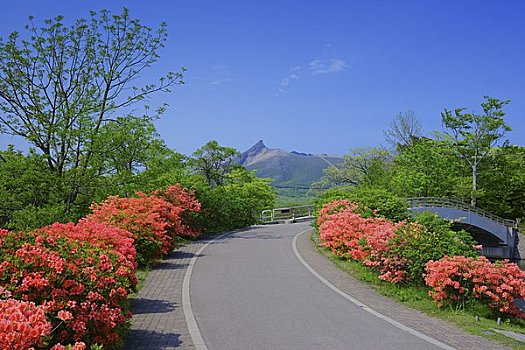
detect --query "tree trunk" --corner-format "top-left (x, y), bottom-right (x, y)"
top-left (471, 163), bottom-right (477, 207)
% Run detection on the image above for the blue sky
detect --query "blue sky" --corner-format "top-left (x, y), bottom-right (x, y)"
top-left (0, 1), bottom-right (524, 155)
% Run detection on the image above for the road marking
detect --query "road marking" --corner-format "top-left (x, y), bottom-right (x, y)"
top-left (292, 229), bottom-right (456, 350)
top-left (183, 231), bottom-right (233, 350)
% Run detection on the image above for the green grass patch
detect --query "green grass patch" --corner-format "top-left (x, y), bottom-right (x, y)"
top-left (275, 195), bottom-right (315, 208)
top-left (312, 232), bottom-right (525, 349)
top-left (129, 266), bottom-right (152, 299)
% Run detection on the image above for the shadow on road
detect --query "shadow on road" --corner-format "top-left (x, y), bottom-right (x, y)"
top-left (125, 329), bottom-right (182, 349)
top-left (131, 298), bottom-right (177, 315)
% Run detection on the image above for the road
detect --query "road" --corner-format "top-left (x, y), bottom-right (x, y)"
top-left (189, 222), bottom-right (445, 350)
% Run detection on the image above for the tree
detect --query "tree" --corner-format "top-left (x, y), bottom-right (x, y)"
top-left (318, 147), bottom-right (391, 187)
top-left (390, 138), bottom-right (467, 199)
top-left (0, 8), bottom-right (184, 212)
top-left (0, 146), bottom-right (66, 229)
top-left (477, 146), bottom-right (525, 220)
top-left (384, 110), bottom-right (423, 147)
top-left (190, 140), bottom-right (240, 186)
top-left (441, 97), bottom-right (511, 206)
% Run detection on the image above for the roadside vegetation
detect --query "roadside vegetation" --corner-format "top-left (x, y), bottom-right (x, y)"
top-left (313, 189), bottom-right (525, 348)
top-left (0, 8), bottom-right (274, 349)
top-left (311, 103), bottom-right (525, 347)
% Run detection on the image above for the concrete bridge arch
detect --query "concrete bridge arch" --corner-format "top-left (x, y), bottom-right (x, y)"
top-left (407, 197), bottom-right (520, 259)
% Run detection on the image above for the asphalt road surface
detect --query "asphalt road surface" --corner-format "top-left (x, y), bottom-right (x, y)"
top-left (190, 222), bottom-right (443, 350)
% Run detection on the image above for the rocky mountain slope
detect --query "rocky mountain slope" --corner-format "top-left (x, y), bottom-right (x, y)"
top-left (237, 140), bottom-right (343, 191)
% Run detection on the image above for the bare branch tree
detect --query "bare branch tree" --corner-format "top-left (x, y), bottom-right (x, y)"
top-left (384, 110), bottom-right (423, 147)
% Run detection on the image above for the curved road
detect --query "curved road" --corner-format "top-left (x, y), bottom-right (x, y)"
top-left (189, 222), bottom-right (445, 350)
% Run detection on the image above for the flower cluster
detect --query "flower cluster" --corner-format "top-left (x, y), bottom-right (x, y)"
top-left (0, 226), bottom-right (136, 347)
top-left (0, 298), bottom-right (51, 349)
top-left (154, 184), bottom-right (202, 239)
top-left (87, 185), bottom-right (201, 266)
top-left (425, 256), bottom-right (525, 317)
top-left (317, 200), bottom-right (407, 282)
top-left (0, 183), bottom-right (202, 348)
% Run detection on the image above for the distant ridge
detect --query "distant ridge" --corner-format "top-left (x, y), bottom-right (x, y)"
top-left (237, 140), bottom-right (343, 191)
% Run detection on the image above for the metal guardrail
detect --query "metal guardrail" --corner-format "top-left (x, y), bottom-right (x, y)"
top-left (260, 205), bottom-right (315, 223)
top-left (407, 197), bottom-right (517, 228)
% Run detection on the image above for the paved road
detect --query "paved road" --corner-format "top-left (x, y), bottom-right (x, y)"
top-left (190, 222), bottom-right (444, 350)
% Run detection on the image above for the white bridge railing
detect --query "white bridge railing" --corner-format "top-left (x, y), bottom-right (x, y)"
top-left (260, 205), bottom-right (314, 223)
top-left (407, 197), bottom-right (518, 228)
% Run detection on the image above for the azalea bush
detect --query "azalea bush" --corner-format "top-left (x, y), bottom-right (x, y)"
top-left (315, 187), bottom-right (409, 222)
top-left (317, 200), bottom-right (407, 282)
top-left (0, 227), bottom-right (136, 348)
top-left (0, 297), bottom-right (51, 350)
top-left (87, 185), bottom-right (201, 266)
top-left (153, 184), bottom-right (202, 239)
top-left (425, 256), bottom-right (525, 317)
top-left (387, 212), bottom-right (479, 284)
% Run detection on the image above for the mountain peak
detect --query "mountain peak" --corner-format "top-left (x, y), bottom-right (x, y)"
top-left (251, 140), bottom-right (266, 152)
top-left (238, 140), bottom-right (268, 165)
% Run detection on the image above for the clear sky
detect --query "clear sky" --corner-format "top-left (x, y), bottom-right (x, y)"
top-left (0, 1), bottom-right (524, 155)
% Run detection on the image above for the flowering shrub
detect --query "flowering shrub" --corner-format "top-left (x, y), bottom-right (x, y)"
top-left (317, 200), bottom-right (357, 226)
top-left (386, 212), bottom-right (478, 284)
top-left (153, 184), bottom-right (202, 239)
top-left (0, 229), bottom-right (135, 347)
top-left (318, 202), bottom-right (368, 260)
top-left (318, 200), bottom-right (407, 282)
top-left (0, 298), bottom-right (51, 349)
top-left (87, 186), bottom-right (201, 265)
top-left (38, 221), bottom-right (138, 271)
top-left (425, 256), bottom-right (525, 317)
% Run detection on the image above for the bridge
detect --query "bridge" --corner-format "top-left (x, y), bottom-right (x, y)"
top-left (408, 197), bottom-right (521, 259)
top-left (260, 205), bottom-right (315, 224)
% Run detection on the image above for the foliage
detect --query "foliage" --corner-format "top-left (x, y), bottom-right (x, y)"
top-left (477, 146), bottom-right (525, 219)
top-left (389, 212), bottom-right (479, 284)
top-left (390, 138), bottom-right (469, 199)
top-left (190, 140), bottom-right (240, 187)
top-left (0, 146), bottom-right (68, 230)
top-left (0, 227), bottom-right (136, 348)
top-left (316, 186), bottom-right (409, 222)
top-left (318, 147), bottom-right (391, 187)
top-left (0, 8), bottom-right (183, 215)
top-left (442, 96), bottom-right (512, 206)
top-left (425, 256), bottom-right (525, 317)
top-left (87, 186), bottom-right (201, 266)
top-left (188, 168), bottom-right (275, 233)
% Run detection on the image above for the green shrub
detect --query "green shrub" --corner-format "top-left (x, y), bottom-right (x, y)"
top-left (389, 211), bottom-right (479, 284)
top-left (315, 186), bottom-right (409, 222)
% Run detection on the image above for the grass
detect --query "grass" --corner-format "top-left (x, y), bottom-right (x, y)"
top-left (274, 195), bottom-right (315, 208)
top-left (312, 232), bottom-right (525, 349)
top-left (130, 266), bottom-right (152, 297)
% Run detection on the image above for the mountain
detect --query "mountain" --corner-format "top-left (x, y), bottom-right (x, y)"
top-left (237, 140), bottom-right (343, 192)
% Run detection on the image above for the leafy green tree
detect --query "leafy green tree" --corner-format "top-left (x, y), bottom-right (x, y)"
top-left (184, 167), bottom-right (275, 233)
top-left (318, 147), bottom-right (391, 187)
top-left (441, 97), bottom-right (511, 206)
top-left (0, 8), bottom-right (184, 212)
top-left (390, 138), bottom-right (468, 199)
top-left (477, 146), bottom-right (525, 220)
top-left (0, 146), bottom-right (67, 229)
top-left (92, 115), bottom-right (171, 197)
top-left (190, 140), bottom-right (240, 186)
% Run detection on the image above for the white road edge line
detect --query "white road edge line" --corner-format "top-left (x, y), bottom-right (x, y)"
top-left (183, 231), bottom-right (233, 350)
top-left (292, 229), bottom-right (456, 350)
